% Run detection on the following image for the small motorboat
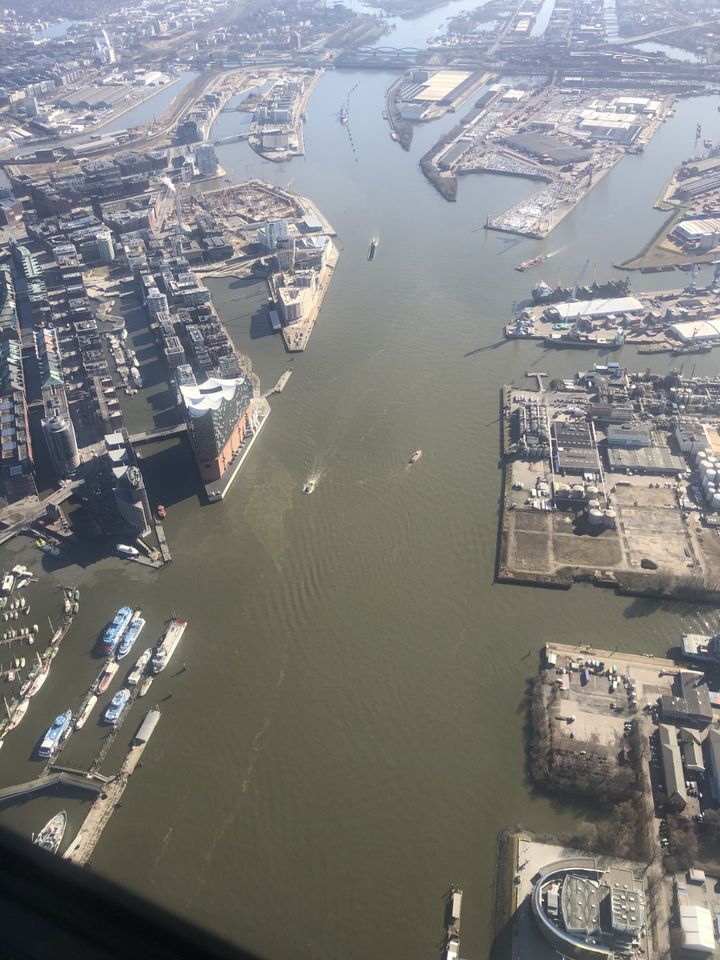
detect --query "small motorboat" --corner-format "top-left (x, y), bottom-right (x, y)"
top-left (409, 450), bottom-right (423, 464)
top-left (156, 505), bottom-right (167, 520)
top-left (303, 480), bottom-right (316, 495)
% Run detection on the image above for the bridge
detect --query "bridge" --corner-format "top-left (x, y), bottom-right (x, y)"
top-left (127, 423), bottom-right (187, 446)
top-left (0, 772), bottom-right (105, 804)
top-left (334, 46), bottom-right (428, 68)
top-left (212, 132), bottom-right (251, 146)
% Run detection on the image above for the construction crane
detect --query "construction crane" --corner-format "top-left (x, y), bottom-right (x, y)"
top-left (570, 258), bottom-right (590, 301)
top-left (686, 261), bottom-right (699, 294)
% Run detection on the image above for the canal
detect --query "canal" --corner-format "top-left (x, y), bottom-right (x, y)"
top-left (0, 7), bottom-right (719, 960)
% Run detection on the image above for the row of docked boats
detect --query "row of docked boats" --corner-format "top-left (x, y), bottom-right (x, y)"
top-left (32, 611), bottom-right (187, 759)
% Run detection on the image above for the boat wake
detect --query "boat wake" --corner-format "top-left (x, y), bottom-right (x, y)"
top-left (302, 470), bottom-right (323, 494)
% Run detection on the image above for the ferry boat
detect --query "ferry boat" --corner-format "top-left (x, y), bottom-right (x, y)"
top-left (151, 618), bottom-right (188, 674)
top-left (116, 614), bottom-right (145, 661)
top-left (103, 689), bottom-right (130, 725)
top-left (101, 606), bottom-right (134, 655)
top-left (409, 449), bottom-right (423, 464)
top-left (38, 710), bottom-right (71, 758)
top-left (130, 368), bottom-right (143, 389)
top-left (302, 479), bottom-right (316, 495)
top-left (115, 544), bottom-right (139, 558)
top-left (127, 648), bottom-right (152, 686)
top-left (138, 675), bottom-right (153, 698)
top-left (96, 661), bottom-right (119, 695)
top-left (24, 667), bottom-right (48, 699)
top-left (515, 254), bottom-right (547, 272)
top-left (74, 694), bottom-right (98, 730)
top-left (33, 811), bottom-right (67, 854)
top-left (6, 698), bottom-right (28, 731)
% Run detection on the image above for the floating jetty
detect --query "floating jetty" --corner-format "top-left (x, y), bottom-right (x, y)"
top-left (444, 885), bottom-right (462, 960)
top-left (63, 710), bottom-right (161, 866)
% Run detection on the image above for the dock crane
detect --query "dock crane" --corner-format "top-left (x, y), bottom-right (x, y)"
top-left (570, 258), bottom-right (590, 301)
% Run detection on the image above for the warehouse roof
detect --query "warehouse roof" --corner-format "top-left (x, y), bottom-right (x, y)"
top-left (551, 297), bottom-right (643, 320)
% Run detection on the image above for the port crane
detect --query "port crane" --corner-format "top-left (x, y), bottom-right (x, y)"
top-left (570, 258), bottom-right (590, 301)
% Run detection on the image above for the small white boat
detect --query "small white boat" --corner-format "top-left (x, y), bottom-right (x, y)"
top-left (302, 480), bottom-right (316, 495)
top-left (74, 694), bottom-right (98, 730)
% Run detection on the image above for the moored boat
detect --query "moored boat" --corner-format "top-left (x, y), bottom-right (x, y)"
top-left (103, 689), bottom-right (130, 725)
top-left (6, 698), bottom-right (28, 731)
top-left (115, 544), bottom-right (139, 558)
top-left (96, 661), bottom-right (119, 695)
top-left (38, 710), bottom-right (71, 758)
top-left (127, 648), bottom-right (151, 686)
top-left (74, 694), bottom-right (98, 730)
top-left (33, 811), bottom-right (67, 854)
top-left (138, 675), bottom-right (153, 698)
top-left (100, 606), bottom-right (133, 655)
top-left (116, 614), bottom-right (145, 661)
top-left (151, 618), bottom-right (187, 674)
top-left (24, 667), bottom-right (48, 699)
top-left (156, 504), bottom-right (167, 520)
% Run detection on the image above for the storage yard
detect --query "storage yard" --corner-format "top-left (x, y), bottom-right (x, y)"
top-left (421, 84), bottom-right (671, 232)
top-left (498, 369), bottom-right (720, 599)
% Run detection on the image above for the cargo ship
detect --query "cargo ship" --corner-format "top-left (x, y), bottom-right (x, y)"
top-left (544, 330), bottom-right (625, 350)
top-left (38, 710), bottom-right (71, 758)
top-left (116, 614), bottom-right (145, 661)
top-left (74, 694), bottom-right (98, 730)
top-left (101, 606), bottom-right (134, 655)
top-left (515, 254), bottom-right (547, 272)
top-left (151, 618), bottom-right (187, 674)
top-left (33, 811), bottom-right (67, 854)
top-left (127, 648), bottom-right (151, 686)
top-left (103, 689), bottom-right (130, 725)
top-left (531, 277), bottom-right (630, 305)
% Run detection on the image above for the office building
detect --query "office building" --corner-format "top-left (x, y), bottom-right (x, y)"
top-left (42, 415), bottom-right (80, 477)
top-left (258, 218), bottom-right (289, 251)
top-left (95, 229), bottom-right (115, 264)
top-left (195, 143), bottom-right (219, 178)
top-left (532, 860), bottom-right (646, 960)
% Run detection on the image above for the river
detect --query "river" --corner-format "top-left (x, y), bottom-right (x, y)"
top-left (0, 7), bottom-right (719, 960)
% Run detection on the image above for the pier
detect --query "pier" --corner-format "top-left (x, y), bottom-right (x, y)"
top-left (263, 369), bottom-right (293, 399)
top-left (63, 711), bottom-right (161, 866)
top-left (525, 371), bottom-right (548, 392)
top-left (0, 772), bottom-right (103, 805)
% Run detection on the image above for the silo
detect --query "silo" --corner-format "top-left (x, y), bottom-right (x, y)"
top-left (712, 493), bottom-right (720, 511)
top-left (571, 485), bottom-right (584, 499)
top-left (586, 485), bottom-right (600, 496)
top-left (588, 499), bottom-right (601, 510)
top-left (706, 485), bottom-right (717, 503)
top-left (603, 509), bottom-right (617, 528)
top-left (588, 508), bottom-right (604, 525)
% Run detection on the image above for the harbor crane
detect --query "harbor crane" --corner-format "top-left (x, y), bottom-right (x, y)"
top-left (570, 258), bottom-right (590, 301)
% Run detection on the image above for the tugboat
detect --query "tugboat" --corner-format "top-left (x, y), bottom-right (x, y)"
top-left (409, 450), bottom-right (423, 464)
